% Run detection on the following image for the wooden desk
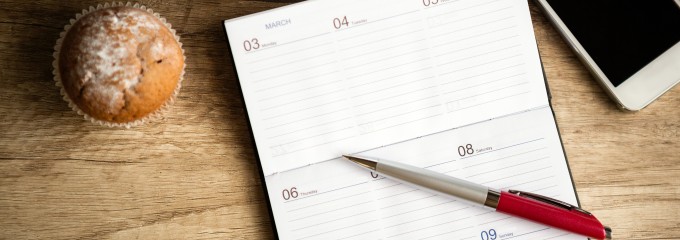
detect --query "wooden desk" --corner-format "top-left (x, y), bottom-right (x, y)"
top-left (1, 1), bottom-right (678, 239)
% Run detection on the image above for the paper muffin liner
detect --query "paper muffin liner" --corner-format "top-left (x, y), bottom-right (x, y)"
top-left (52, 2), bottom-right (186, 128)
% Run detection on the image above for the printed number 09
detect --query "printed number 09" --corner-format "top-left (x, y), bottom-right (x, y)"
top-left (282, 187), bottom-right (298, 200)
top-left (458, 144), bottom-right (474, 157)
top-left (480, 229), bottom-right (497, 240)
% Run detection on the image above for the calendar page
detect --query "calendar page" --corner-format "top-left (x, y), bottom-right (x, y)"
top-left (224, 0), bottom-right (585, 239)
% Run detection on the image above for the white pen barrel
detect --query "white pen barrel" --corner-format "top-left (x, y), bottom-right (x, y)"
top-left (376, 160), bottom-right (489, 205)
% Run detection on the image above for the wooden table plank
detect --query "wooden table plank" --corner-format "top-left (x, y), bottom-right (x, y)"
top-left (1, 1), bottom-right (678, 239)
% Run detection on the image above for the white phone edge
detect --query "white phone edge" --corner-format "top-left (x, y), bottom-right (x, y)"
top-left (534, 0), bottom-right (680, 111)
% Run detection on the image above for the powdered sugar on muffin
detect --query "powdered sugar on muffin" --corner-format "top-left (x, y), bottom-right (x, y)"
top-left (57, 6), bottom-right (184, 124)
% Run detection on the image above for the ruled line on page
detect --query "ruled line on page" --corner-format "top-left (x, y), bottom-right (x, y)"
top-left (465, 156), bottom-right (549, 178)
top-left (545, 232), bottom-right (574, 240)
top-left (438, 53), bottom-right (522, 76)
top-left (505, 227), bottom-right (551, 239)
top-left (463, 147), bottom-right (547, 169)
top-left (351, 85), bottom-right (437, 110)
top-left (289, 200), bottom-right (373, 222)
top-left (382, 199), bottom-right (456, 219)
top-left (531, 185), bottom-right (559, 195)
top-left (335, 228), bottom-right (380, 240)
top-left (292, 209), bottom-right (378, 232)
top-left (247, 41), bottom-right (332, 65)
top-left (355, 95), bottom-right (438, 117)
top-left (245, 32), bottom-right (331, 55)
top-left (446, 81), bottom-right (529, 102)
top-left (296, 217), bottom-right (380, 240)
top-left (256, 70), bottom-right (340, 93)
top-left (286, 182), bottom-right (402, 210)
top-left (262, 96), bottom-right (345, 121)
top-left (338, 20), bottom-right (422, 42)
top-left (442, 73), bottom-right (526, 95)
top-left (274, 126), bottom-right (355, 147)
top-left (290, 188), bottom-right (421, 222)
top-left (269, 117), bottom-right (353, 140)
top-left (250, 50), bottom-right (335, 74)
top-left (261, 87), bottom-right (343, 111)
top-left (258, 75), bottom-right (343, 102)
top-left (350, 66), bottom-right (432, 89)
top-left (273, 134), bottom-right (358, 157)
top-left (435, 34), bottom-right (521, 60)
top-left (344, 47), bottom-right (428, 71)
top-left (481, 166), bottom-right (552, 185)
top-left (382, 206), bottom-right (470, 231)
top-left (448, 91), bottom-right (530, 112)
top-left (352, 76), bottom-right (435, 97)
top-left (430, 14), bottom-right (514, 31)
top-left (358, 105), bottom-right (440, 127)
top-left (437, 44), bottom-right (521, 67)
top-left (340, 29), bottom-right (425, 52)
top-left (419, 225), bottom-right (478, 240)
top-left (254, 60), bottom-right (337, 84)
top-left (385, 211), bottom-right (473, 238)
top-left (426, 0), bottom-right (501, 18)
top-left (335, 9), bottom-right (420, 32)
top-left (360, 110), bottom-right (443, 134)
top-left (284, 180), bottom-right (374, 205)
top-left (265, 107), bottom-right (349, 130)
top-left (503, 175), bottom-right (554, 189)
top-left (434, 5), bottom-right (512, 27)
top-left (430, 24), bottom-right (516, 45)
top-left (463, 137), bottom-right (544, 158)
top-left (342, 38), bottom-right (423, 61)
top-left (346, 56), bottom-right (429, 79)
top-left (440, 62), bottom-right (524, 85)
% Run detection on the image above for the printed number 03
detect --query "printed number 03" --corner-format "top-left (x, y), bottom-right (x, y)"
top-left (480, 229), bottom-right (497, 240)
top-left (243, 38), bottom-right (260, 51)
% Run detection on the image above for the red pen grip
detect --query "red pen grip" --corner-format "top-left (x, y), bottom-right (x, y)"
top-left (496, 191), bottom-right (607, 239)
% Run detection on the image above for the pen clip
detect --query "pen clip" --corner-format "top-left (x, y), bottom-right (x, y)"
top-left (508, 189), bottom-right (592, 215)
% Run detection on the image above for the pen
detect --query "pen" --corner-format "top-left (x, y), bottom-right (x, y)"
top-left (343, 155), bottom-right (612, 240)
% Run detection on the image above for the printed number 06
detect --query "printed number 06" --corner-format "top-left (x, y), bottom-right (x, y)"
top-left (282, 187), bottom-right (298, 200)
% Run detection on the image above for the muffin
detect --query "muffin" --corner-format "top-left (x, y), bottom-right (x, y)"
top-left (54, 3), bottom-right (185, 127)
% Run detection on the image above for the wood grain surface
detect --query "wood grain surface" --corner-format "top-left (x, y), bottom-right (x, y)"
top-left (1, 1), bottom-right (678, 239)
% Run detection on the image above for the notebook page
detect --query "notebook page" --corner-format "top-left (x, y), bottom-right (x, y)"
top-left (224, 0), bottom-right (549, 176)
top-left (266, 106), bottom-right (585, 240)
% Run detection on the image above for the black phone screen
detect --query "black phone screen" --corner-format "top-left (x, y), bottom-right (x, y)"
top-left (546, 0), bottom-right (680, 87)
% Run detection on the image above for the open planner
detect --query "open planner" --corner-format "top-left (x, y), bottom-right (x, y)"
top-left (224, 0), bottom-right (585, 239)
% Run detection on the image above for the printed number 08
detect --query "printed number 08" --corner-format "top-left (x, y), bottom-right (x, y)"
top-left (458, 144), bottom-right (474, 157)
top-left (480, 229), bottom-right (497, 240)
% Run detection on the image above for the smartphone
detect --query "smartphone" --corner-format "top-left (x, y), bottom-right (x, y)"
top-left (535, 0), bottom-right (680, 110)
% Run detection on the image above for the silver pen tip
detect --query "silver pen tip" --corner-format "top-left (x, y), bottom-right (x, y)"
top-left (342, 155), bottom-right (377, 170)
